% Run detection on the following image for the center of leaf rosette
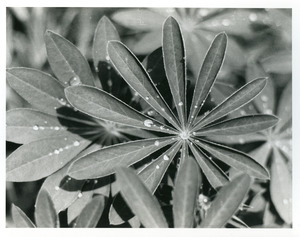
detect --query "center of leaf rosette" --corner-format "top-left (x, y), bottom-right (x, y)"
top-left (179, 130), bottom-right (190, 140)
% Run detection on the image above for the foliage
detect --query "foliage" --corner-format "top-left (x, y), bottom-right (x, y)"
top-left (6, 8), bottom-right (291, 228)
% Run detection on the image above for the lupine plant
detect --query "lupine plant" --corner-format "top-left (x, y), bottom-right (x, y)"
top-left (6, 12), bottom-right (287, 228)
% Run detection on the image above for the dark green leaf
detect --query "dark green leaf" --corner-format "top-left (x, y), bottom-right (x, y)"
top-left (108, 141), bottom-right (181, 225)
top-left (188, 32), bottom-right (227, 126)
top-left (74, 195), bottom-right (105, 228)
top-left (6, 135), bottom-right (91, 182)
top-left (44, 30), bottom-right (95, 86)
top-left (93, 15), bottom-right (120, 70)
top-left (116, 167), bottom-right (168, 228)
top-left (173, 158), bottom-right (201, 228)
top-left (189, 143), bottom-right (229, 189)
top-left (196, 139), bottom-right (270, 179)
top-left (65, 85), bottom-right (177, 134)
top-left (200, 174), bottom-right (251, 228)
top-left (270, 147), bottom-right (292, 224)
top-left (35, 190), bottom-right (59, 228)
top-left (195, 115), bottom-right (278, 136)
top-left (68, 137), bottom-right (176, 180)
top-left (6, 108), bottom-right (93, 144)
top-left (163, 16), bottom-right (186, 126)
top-left (11, 204), bottom-right (35, 228)
top-left (6, 68), bottom-right (66, 116)
top-left (192, 78), bottom-right (267, 130)
top-left (107, 40), bottom-right (180, 130)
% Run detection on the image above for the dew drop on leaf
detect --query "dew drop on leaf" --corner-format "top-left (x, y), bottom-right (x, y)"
top-left (44, 121), bottom-right (48, 124)
top-left (54, 149), bottom-right (60, 155)
top-left (222, 19), bottom-right (231, 26)
top-left (283, 199), bottom-right (289, 205)
top-left (78, 193), bottom-right (83, 198)
top-left (145, 96), bottom-right (150, 100)
top-left (94, 180), bottom-right (98, 184)
top-left (147, 110), bottom-right (155, 116)
top-left (178, 101), bottom-right (183, 106)
top-left (107, 79), bottom-right (113, 87)
top-left (73, 141), bottom-right (80, 146)
top-left (265, 109), bottom-right (273, 114)
top-left (163, 155), bottom-right (170, 161)
top-left (105, 55), bottom-right (110, 61)
top-left (58, 98), bottom-right (67, 106)
top-left (69, 77), bottom-right (82, 86)
top-left (240, 110), bottom-right (246, 115)
top-left (143, 119), bottom-right (153, 128)
top-left (55, 186), bottom-right (60, 191)
top-left (239, 138), bottom-right (245, 144)
top-left (160, 126), bottom-right (164, 130)
top-left (261, 95), bottom-right (268, 102)
top-left (33, 125), bottom-right (39, 131)
top-left (194, 105), bottom-right (198, 108)
top-left (192, 132), bottom-right (196, 136)
top-left (59, 148), bottom-right (63, 152)
top-left (156, 165), bottom-right (160, 169)
top-left (54, 126), bottom-right (60, 131)
top-left (48, 152), bottom-right (53, 156)
top-left (249, 13), bottom-right (258, 22)
top-left (107, 65), bottom-right (111, 70)
top-left (154, 141), bottom-right (160, 146)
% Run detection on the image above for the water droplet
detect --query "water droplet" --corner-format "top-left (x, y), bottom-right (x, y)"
top-left (178, 101), bottom-right (183, 106)
top-left (48, 152), bottom-right (53, 156)
top-left (163, 155), bottom-right (169, 161)
top-left (204, 111), bottom-right (209, 116)
top-left (69, 77), bottom-right (81, 86)
top-left (55, 186), bottom-right (60, 191)
top-left (58, 98), bottom-right (67, 106)
top-left (249, 13), bottom-right (258, 22)
top-left (105, 55), bottom-right (110, 61)
top-left (283, 199), bottom-right (289, 205)
top-left (94, 180), bottom-right (98, 184)
top-left (107, 65), bottom-right (111, 70)
top-left (239, 138), bottom-right (245, 144)
top-left (156, 165), bottom-right (160, 169)
top-left (33, 125), bottom-right (39, 131)
top-left (144, 119), bottom-right (153, 128)
top-left (64, 137), bottom-right (67, 141)
top-left (191, 115), bottom-right (194, 118)
top-left (199, 9), bottom-right (209, 17)
top-left (54, 126), bottom-right (60, 131)
top-left (261, 95), bottom-right (268, 102)
top-left (154, 141), bottom-right (160, 146)
top-left (39, 126), bottom-right (45, 130)
top-left (147, 69), bottom-right (153, 73)
top-left (145, 96), bottom-right (150, 100)
top-left (107, 79), bottom-right (113, 87)
top-left (159, 126), bottom-right (164, 130)
top-left (147, 110), bottom-right (155, 116)
top-left (59, 148), bottom-right (63, 152)
top-left (73, 141), bottom-right (80, 146)
top-left (54, 149), bottom-right (60, 155)
top-left (156, 95), bottom-right (160, 99)
top-left (44, 121), bottom-right (48, 124)
top-left (68, 177), bottom-right (72, 181)
top-left (78, 193), bottom-right (83, 198)
top-left (161, 108), bottom-right (165, 112)
top-left (134, 91), bottom-right (139, 97)
top-left (240, 110), bottom-right (246, 115)
top-left (192, 132), bottom-right (196, 136)
top-left (222, 19), bottom-right (231, 26)
top-left (265, 109), bottom-right (273, 114)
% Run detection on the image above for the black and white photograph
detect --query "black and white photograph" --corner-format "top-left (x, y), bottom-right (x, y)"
top-left (2, 1), bottom-right (299, 235)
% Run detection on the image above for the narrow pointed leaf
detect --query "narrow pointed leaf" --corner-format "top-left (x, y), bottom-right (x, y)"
top-left (68, 137), bottom-right (176, 180)
top-left (116, 167), bottom-right (168, 228)
top-left (93, 15), bottom-right (120, 70)
top-left (196, 139), bottom-right (269, 179)
top-left (173, 158), bottom-right (201, 228)
top-left (65, 85), bottom-right (176, 134)
top-left (270, 147), bottom-right (292, 224)
top-left (6, 135), bottom-right (91, 182)
top-left (74, 195), bottom-right (105, 228)
top-left (200, 174), bottom-right (251, 228)
top-left (207, 133), bottom-right (266, 145)
top-left (6, 68), bottom-right (66, 116)
top-left (11, 204), bottom-right (36, 228)
top-left (107, 40), bottom-right (180, 130)
top-left (193, 78), bottom-right (267, 130)
top-left (195, 115), bottom-right (278, 136)
top-left (109, 141), bottom-right (181, 225)
top-left (6, 108), bottom-right (93, 144)
top-left (188, 33), bottom-right (227, 126)
top-left (45, 30), bottom-right (94, 86)
top-left (275, 80), bottom-right (292, 133)
top-left (163, 16), bottom-right (186, 126)
top-left (35, 190), bottom-right (59, 228)
top-left (189, 143), bottom-right (229, 189)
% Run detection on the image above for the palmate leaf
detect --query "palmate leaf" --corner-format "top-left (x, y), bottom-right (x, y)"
top-left (116, 167), bottom-right (168, 228)
top-left (6, 68), bottom-right (66, 116)
top-left (195, 115), bottom-right (278, 136)
top-left (107, 40), bottom-right (180, 130)
top-left (65, 85), bottom-right (176, 134)
top-left (188, 32), bottom-right (227, 126)
top-left (173, 158), bottom-right (201, 228)
top-left (189, 143), bottom-right (229, 189)
top-left (196, 139), bottom-right (269, 179)
top-left (200, 174), bottom-right (251, 228)
top-left (6, 135), bottom-right (91, 182)
top-left (163, 16), bottom-right (186, 126)
top-left (192, 78), bottom-right (267, 130)
top-left (270, 147), bottom-right (292, 224)
top-left (74, 195), bottom-right (105, 228)
top-left (108, 141), bottom-right (182, 225)
top-left (35, 190), bottom-right (59, 228)
top-left (68, 137), bottom-right (176, 180)
top-left (11, 204), bottom-right (36, 228)
top-left (44, 30), bottom-right (95, 86)
top-left (6, 108), bottom-right (93, 144)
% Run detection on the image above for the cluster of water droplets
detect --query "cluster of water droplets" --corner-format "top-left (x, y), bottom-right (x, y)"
top-left (48, 140), bottom-right (80, 157)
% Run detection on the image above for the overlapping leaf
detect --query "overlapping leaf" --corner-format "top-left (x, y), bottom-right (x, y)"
top-left (116, 167), bottom-right (168, 228)
top-left (11, 204), bottom-right (36, 228)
